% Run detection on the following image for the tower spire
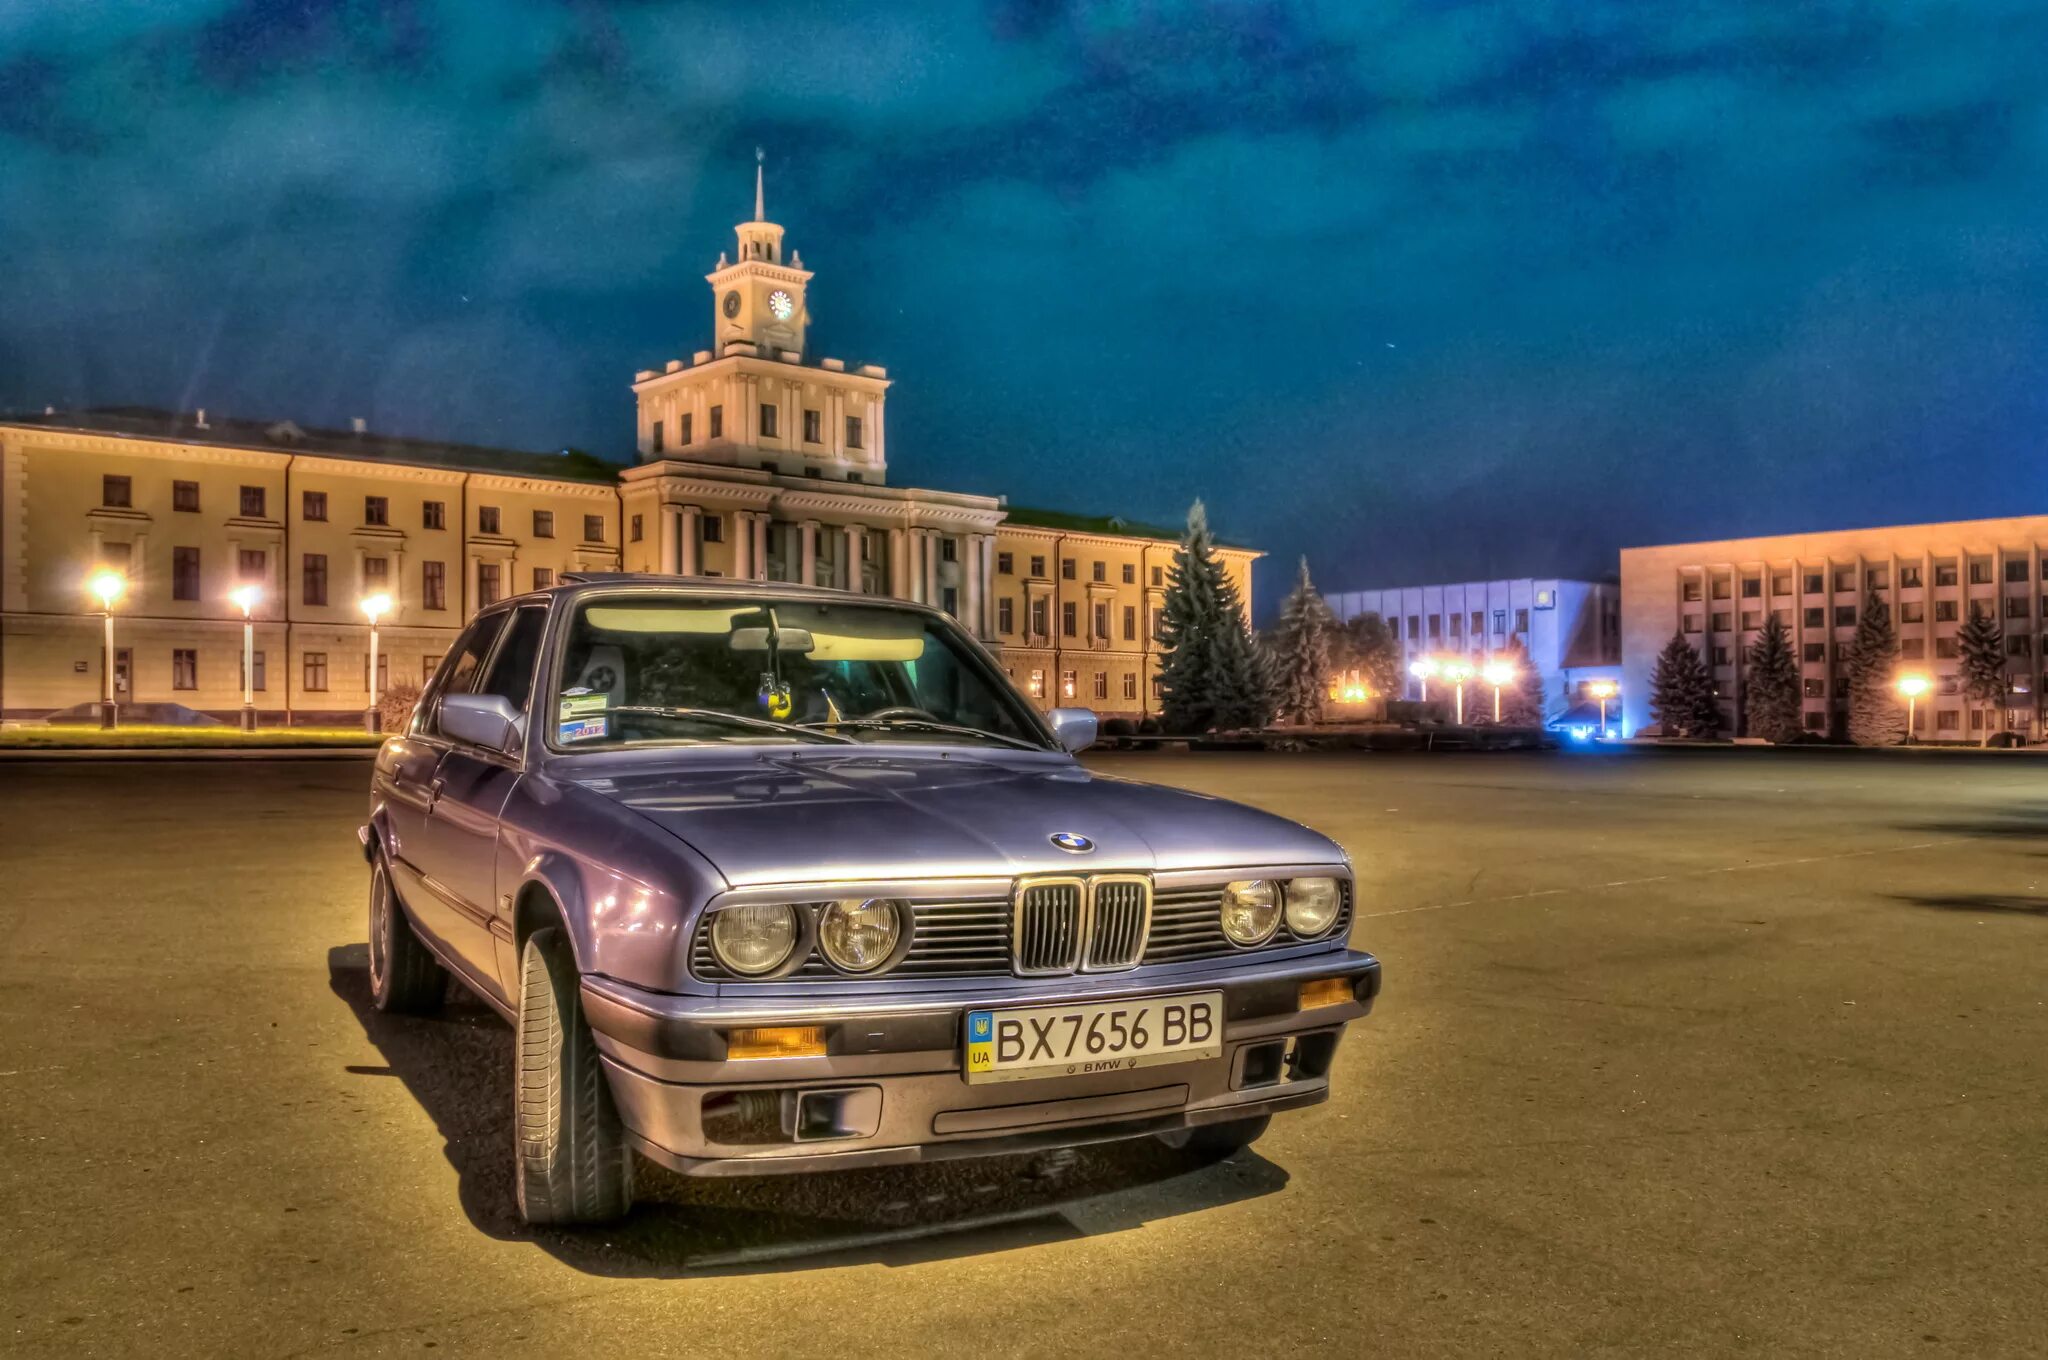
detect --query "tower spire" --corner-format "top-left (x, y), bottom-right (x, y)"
top-left (754, 146), bottom-right (765, 222)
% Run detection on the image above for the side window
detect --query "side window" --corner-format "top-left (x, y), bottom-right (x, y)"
top-left (420, 612), bottom-right (509, 736)
top-left (478, 606), bottom-right (549, 715)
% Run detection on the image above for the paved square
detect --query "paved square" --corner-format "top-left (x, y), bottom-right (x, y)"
top-left (3, 749), bottom-right (2044, 1356)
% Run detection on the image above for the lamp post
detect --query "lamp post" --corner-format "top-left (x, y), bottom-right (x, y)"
top-left (1482, 659), bottom-right (1516, 723)
top-left (1443, 658), bottom-right (1474, 724)
top-left (1896, 673), bottom-right (1929, 745)
top-left (229, 584), bottom-right (262, 731)
top-left (361, 592), bottom-right (391, 733)
top-left (88, 571), bottom-right (125, 730)
top-left (1409, 655), bottom-right (1437, 702)
top-left (1588, 679), bottom-right (1618, 738)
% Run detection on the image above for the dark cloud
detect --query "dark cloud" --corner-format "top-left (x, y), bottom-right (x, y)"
top-left (3, 0), bottom-right (2047, 616)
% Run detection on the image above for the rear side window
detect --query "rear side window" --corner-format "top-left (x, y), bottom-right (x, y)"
top-left (478, 606), bottom-right (548, 715)
top-left (420, 612), bottom-right (508, 737)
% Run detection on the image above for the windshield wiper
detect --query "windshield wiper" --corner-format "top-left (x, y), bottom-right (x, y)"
top-left (800, 716), bottom-right (1046, 751)
top-left (606, 706), bottom-right (856, 744)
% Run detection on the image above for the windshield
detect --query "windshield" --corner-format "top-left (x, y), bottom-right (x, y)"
top-left (547, 593), bottom-right (1050, 751)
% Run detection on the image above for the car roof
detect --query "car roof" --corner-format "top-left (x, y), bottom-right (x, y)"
top-left (503, 572), bottom-right (946, 614)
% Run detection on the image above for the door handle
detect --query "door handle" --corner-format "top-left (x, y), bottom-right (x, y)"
top-left (425, 777), bottom-right (446, 812)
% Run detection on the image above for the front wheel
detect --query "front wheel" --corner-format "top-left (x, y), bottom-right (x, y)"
top-left (514, 926), bottom-right (633, 1225)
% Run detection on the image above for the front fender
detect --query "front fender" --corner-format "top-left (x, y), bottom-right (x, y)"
top-left (496, 773), bottom-right (728, 992)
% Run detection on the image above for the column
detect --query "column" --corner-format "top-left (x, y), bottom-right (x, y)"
top-left (752, 514), bottom-right (770, 580)
top-left (799, 521), bottom-right (819, 586)
top-left (978, 534), bottom-right (997, 637)
top-left (844, 525), bottom-right (864, 593)
top-left (658, 504), bottom-right (678, 575)
top-left (924, 531), bottom-right (941, 607)
top-left (680, 505), bottom-right (701, 576)
top-left (888, 527), bottom-right (908, 598)
top-left (964, 536), bottom-right (984, 638)
top-left (465, 554), bottom-right (479, 619)
top-left (733, 512), bottom-right (752, 580)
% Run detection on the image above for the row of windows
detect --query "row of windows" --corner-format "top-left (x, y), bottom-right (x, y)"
top-left (1402, 609), bottom-right (1529, 641)
top-left (992, 552), bottom-right (1167, 588)
top-left (1012, 668), bottom-right (1151, 703)
top-left (992, 596), bottom-right (1154, 643)
top-left (1683, 558), bottom-right (2041, 602)
top-left (155, 648), bottom-right (443, 693)
top-left (1686, 595), bottom-right (2048, 634)
top-left (1692, 633), bottom-right (2041, 667)
top-left (102, 475), bottom-right (609, 542)
top-left (649, 408), bottom-right (863, 453)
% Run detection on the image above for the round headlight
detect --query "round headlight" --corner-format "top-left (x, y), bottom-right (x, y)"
top-left (817, 897), bottom-right (906, 973)
top-left (1220, 879), bottom-right (1281, 946)
top-left (1285, 877), bottom-right (1342, 937)
top-left (708, 903), bottom-right (800, 976)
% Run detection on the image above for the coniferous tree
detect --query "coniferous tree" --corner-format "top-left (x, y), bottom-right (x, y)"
top-left (1649, 632), bottom-right (1719, 738)
top-left (1494, 637), bottom-right (1547, 725)
top-left (1269, 557), bottom-right (1332, 725)
top-left (1158, 500), bottom-right (1269, 733)
top-left (1844, 590), bottom-right (1904, 746)
top-left (1743, 614), bottom-right (1803, 742)
top-left (1337, 612), bottom-right (1402, 702)
top-left (1957, 604), bottom-right (2007, 743)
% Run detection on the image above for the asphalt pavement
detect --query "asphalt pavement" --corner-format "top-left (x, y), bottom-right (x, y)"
top-left (3, 747), bottom-right (2045, 1357)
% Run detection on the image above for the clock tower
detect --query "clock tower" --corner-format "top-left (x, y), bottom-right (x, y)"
top-left (706, 151), bottom-right (812, 358)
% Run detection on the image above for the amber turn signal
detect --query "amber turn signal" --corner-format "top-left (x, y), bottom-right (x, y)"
top-left (1299, 977), bottom-right (1352, 1010)
top-left (726, 1025), bottom-right (828, 1060)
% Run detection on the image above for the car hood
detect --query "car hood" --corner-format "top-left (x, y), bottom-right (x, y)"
top-left (564, 748), bottom-right (1345, 887)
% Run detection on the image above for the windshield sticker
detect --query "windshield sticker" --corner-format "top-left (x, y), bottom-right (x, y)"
top-left (559, 715), bottom-right (609, 743)
top-left (560, 692), bottom-right (609, 719)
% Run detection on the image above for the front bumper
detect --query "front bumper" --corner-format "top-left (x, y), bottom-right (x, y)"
top-left (580, 950), bottom-right (1381, 1176)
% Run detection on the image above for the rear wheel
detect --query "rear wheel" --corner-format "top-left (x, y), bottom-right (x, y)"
top-left (1166, 1113), bottom-right (1271, 1158)
top-left (368, 851), bottom-right (445, 1014)
top-left (514, 926), bottom-right (633, 1225)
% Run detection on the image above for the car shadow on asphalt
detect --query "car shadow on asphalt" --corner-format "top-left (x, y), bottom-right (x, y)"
top-left (327, 944), bottom-right (1288, 1277)
top-left (1889, 892), bottom-right (2048, 916)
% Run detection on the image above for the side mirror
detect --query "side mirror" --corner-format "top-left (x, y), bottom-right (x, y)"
top-left (1047, 707), bottom-right (1099, 754)
top-left (441, 693), bottom-right (522, 752)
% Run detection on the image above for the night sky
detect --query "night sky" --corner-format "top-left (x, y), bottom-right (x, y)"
top-left (5, 3), bottom-right (2046, 618)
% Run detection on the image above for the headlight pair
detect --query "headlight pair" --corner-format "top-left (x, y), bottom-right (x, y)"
top-left (1220, 876), bottom-right (1344, 946)
top-left (708, 897), bottom-right (909, 977)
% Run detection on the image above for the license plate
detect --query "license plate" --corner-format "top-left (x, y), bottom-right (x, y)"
top-left (964, 992), bottom-right (1223, 1085)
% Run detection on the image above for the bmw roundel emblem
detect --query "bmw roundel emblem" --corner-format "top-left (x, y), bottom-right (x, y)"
top-left (1049, 832), bottom-right (1094, 853)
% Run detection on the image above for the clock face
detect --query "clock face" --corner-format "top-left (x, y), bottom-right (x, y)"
top-left (768, 290), bottom-right (794, 322)
top-left (722, 290), bottom-right (741, 319)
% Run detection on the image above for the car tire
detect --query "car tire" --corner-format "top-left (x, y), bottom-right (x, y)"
top-left (368, 851), bottom-right (446, 1014)
top-left (1175, 1113), bottom-right (1271, 1158)
top-left (514, 926), bottom-right (633, 1226)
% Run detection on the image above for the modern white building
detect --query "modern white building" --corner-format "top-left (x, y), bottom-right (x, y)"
top-left (1324, 578), bottom-right (1621, 721)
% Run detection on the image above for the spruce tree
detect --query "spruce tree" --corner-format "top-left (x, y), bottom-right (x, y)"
top-left (1843, 590), bottom-right (1904, 746)
top-left (1270, 557), bottom-right (1332, 725)
top-left (1494, 636), bottom-right (1547, 725)
top-left (1649, 633), bottom-right (1718, 738)
top-left (1742, 614), bottom-right (1803, 743)
top-left (1338, 612), bottom-right (1402, 702)
top-left (1158, 500), bottom-right (1269, 734)
top-left (1957, 604), bottom-right (2006, 743)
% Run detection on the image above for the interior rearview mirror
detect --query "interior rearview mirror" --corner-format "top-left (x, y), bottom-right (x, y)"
top-left (728, 626), bottom-right (814, 654)
top-left (440, 693), bottom-right (523, 752)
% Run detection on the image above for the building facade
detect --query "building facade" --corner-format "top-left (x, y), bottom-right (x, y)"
top-left (1324, 577), bottom-right (1621, 719)
top-left (0, 167), bottom-right (1256, 725)
top-left (1620, 516), bottom-right (2048, 741)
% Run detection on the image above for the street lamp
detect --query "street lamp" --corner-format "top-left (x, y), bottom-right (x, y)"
top-left (1409, 655), bottom-right (1438, 701)
top-left (230, 584), bottom-right (262, 732)
top-left (1482, 659), bottom-right (1517, 723)
top-left (1896, 673), bottom-right (1930, 744)
top-left (361, 592), bottom-right (392, 733)
top-left (1587, 679), bottom-right (1618, 738)
top-left (88, 570), bottom-right (125, 730)
top-left (1443, 658), bottom-right (1475, 724)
